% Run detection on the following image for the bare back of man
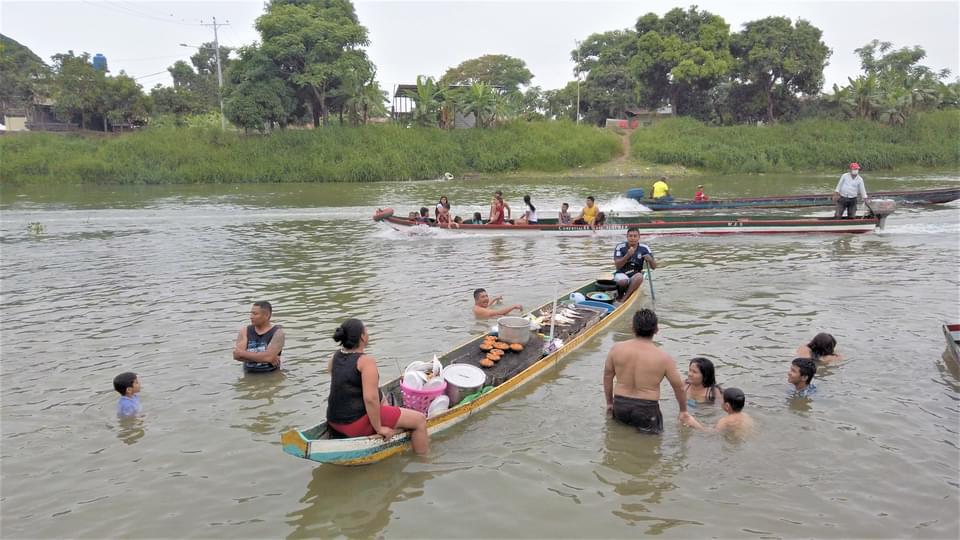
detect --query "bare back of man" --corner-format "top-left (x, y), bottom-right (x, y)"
top-left (603, 309), bottom-right (687, 434)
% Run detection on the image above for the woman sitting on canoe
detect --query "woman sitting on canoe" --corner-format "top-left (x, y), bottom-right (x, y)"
top-left (326, 319), bottom-right (429, 455)
top-left (684, 357), bottom-right (723, 404)
top-left (796, 333), bottom-right (843, 364)
top-left (514, 195), bottom-right (538, 225)
top-left (487, 190), bottom-right (511, 225)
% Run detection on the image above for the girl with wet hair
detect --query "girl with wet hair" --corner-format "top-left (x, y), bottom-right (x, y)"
top-left (685, 357), bottom-right (723, 403)
top-left (326, 319), bottom-right (429, 454)
top-left (796, 333), bottom-right (843, 364)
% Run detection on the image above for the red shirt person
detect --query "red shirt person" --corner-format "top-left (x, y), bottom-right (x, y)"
top-left (694, 185), bottom-right (709, 202)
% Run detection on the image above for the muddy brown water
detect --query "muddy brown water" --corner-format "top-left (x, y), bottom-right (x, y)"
top-left (1, 174), bottom-right (958, 538)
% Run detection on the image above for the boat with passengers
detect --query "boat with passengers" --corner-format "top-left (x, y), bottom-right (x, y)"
top-left (624, 186), bottom-right (958, 211)
top-left (281, 278), bottom-right (642, 465)
top-left (373, 201), bottom-right (897, 235)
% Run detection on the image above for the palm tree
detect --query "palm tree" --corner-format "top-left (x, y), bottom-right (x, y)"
top-left (437, 85), bottom-right (464, 129)
top-left (404, 75), bottom-right (441, 127)
top-left (462, 82), bottom-right (497, 128)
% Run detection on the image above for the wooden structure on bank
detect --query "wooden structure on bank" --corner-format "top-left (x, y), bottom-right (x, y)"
top-left (391, 83), bottom-right (504, 129)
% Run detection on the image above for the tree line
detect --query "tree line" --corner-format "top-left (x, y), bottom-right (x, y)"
top-left (2, 2), bottom-right (957, 133)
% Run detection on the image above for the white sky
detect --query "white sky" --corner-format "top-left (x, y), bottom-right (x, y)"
top-left (2, 0), bottom-right (958, 96)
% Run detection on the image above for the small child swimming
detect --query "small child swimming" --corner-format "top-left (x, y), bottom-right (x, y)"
top-left (114, 372), bottom-right (142, 417)
top-left (683, 387), bottom-right (753, 437)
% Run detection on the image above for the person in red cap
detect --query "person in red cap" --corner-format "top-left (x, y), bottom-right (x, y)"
top-left (694, 184), bottom-right (709, 202)
top-left (833, 162), bottom-right (869, 218)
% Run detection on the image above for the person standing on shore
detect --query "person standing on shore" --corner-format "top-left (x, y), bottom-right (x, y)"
top-left (833, 163), bottom-right (869, 218)
top-left (603, 309), bottom-right (689, 434)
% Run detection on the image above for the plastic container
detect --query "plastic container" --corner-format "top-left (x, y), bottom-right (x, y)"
top-left (400, 379), bottom-right (448, 414)
top-left (576, 300), bottom-right (615, 313)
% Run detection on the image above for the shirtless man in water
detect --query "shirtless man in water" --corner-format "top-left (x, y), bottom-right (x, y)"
top-left (603, 309), bottom-right (688, 433)
top-left (472, 288), bottom-right (522, 319)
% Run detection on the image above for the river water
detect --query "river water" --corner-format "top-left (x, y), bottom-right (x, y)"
top-left (1, 174), bottom-right (958, 539)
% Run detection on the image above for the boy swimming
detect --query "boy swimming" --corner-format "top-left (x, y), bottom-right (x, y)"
top-left (113, 372), bottom-right (142, 417)
top-left (683, 387), bottom-right (753, 437)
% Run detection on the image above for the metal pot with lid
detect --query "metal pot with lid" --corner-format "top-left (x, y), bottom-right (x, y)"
top-left (443, 363), bottom-right (487, 406)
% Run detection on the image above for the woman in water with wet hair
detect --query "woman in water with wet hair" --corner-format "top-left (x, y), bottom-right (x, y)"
top-left (325, 319), bottom-right (429, 454)
top-left (684, 357), bottom-right (723, 404)
top-left (796, 333), bottom-right (843, 364)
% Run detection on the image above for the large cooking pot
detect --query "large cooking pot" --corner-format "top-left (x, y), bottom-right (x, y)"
top-left (443, 364), bottom-right (487, 406)
top-left (497, 316), bottom-right (531, 344)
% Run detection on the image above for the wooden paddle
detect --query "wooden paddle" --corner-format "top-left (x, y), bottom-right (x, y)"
top-left (646, 267), bottom-right (656, 301)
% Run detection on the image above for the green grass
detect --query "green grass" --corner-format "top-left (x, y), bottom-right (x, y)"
top-left (630, 110), bottom-right (960, 173)
top-left (0, 121), bottom-right (621, 185)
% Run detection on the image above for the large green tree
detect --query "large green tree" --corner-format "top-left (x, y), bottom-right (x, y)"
top-left (224, 45), bottom-right (299, 132)
top-left (573, 30), bottom-right (640, 124)
top-left (256, 0), bottom-right (372, 127)
top-left (0, 34), bottom-right (50, 116)
top-left (631, 6), bottom-right (733, 115)
top-left (50, 51), bottom-right (104, 129)
top-left (731, 17), bottom-right (830, 122)
top-left (440, 54), bottom-right (534, 94)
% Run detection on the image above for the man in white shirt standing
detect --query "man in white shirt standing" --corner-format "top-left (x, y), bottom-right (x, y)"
top-left (833, 162), bottom-right (869, 218)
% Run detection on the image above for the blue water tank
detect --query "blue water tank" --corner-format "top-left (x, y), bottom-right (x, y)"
top-left (92, 53), bottom-right (108, 72)
top-left (625, 188), bottom-right (645, 200)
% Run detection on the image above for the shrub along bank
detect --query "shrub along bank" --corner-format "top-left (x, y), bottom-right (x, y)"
top-left (630, 110), bottom-right (960, 173)
top-left (0, 121), bottom-right (622, 185)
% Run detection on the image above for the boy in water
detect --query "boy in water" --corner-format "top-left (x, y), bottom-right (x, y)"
top-left (788, 358), bottom-right (817, 397)
top-left (683, 387), bottom-right (753, 437)
top-left (114, 372), bottom-right (142, 417)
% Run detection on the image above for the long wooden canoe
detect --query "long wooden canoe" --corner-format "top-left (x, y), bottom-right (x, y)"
top-left (374, 207), bottom-right (894, 235)
top-left (281, 279), bottom-right (642, 465)
top-left (625, 186), bottom-right (959, 211)
top-left (944, 324), bottom-right (960, 369)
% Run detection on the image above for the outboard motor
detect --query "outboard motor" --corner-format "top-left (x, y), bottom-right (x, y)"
top-left (865, 199), bottom-right (897, 229)
top-left (625, 188), bottom-right (645, 200)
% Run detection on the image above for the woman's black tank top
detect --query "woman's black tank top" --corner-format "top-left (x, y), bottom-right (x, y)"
top-left (326, 351), bottom-right (366, 424)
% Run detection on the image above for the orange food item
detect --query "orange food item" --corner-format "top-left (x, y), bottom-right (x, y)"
top-left (479, 343), bottom-right (493, 351)
top-left (480, 358), bottom-right (495, 368)
top-left (485, 352), bottom-right (499, 361)
top-left (490, 354), bottom-right (501, 363)
top-left (489, 349), bottom-right (503, 357)
top-left (494, 342), bottom-right (510, 350)
top-left (510, 343), bottom-right (523, 352)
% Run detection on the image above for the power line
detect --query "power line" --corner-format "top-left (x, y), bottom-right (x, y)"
top-left (81, 0), bottom-right (200, 26)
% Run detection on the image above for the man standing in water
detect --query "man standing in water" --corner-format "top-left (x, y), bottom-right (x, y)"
top-left (833, 162), bottom-right (868, 218)
top-left (603, 309), bottom-right (689, 434)
top-left (233, 301), bottom-right (285, 372)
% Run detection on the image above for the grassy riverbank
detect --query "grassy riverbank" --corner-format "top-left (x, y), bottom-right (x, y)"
top-left (630, 110), bottom-right (960, 174)
top-left (0, 121), bottom-right (622, 185)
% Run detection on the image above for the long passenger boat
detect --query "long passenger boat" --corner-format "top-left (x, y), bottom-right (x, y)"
top-left (373, 206), bottom-right (895, 235)
top-left (281, 279), bottom-right (642, 465)
top-left (624, 186), bottom-right (958, 211)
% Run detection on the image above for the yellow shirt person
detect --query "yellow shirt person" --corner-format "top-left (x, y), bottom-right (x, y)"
top-left (652, 177), bottom-right (670, 199)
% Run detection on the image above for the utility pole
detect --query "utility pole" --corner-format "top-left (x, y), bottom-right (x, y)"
top-left (574, 39), bottom-right (581, 124)
top-left (200, 17), bottom-right (228, 130)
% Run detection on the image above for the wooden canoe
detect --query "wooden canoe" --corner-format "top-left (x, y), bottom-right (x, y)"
top-left (944, 324), bottom-right (960, 369)
top-left (281, 279), bottom-right (643, 465)
top-left (374, 207), bottom-right (894, 235)
top-left (625, 186), bottom-right (959, 211)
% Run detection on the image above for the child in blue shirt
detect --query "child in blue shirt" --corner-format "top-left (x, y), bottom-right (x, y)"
top-left (114, 372), bottom-right (142, 417)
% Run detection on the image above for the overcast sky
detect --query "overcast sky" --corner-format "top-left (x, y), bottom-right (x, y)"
top-left (3, 0), bottom-right (958, 96)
